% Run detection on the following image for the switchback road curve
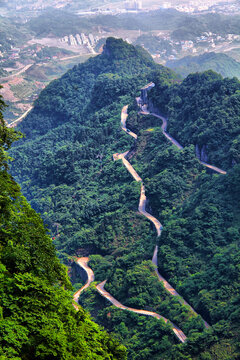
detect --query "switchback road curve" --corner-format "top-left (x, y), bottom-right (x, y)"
top-left (73, 257), bottom-right (95, 306)
top-left (74, 257), bottom-right (187, 343)
top-left (136, 93), bottom-right (226, 175)
top-left (96, 279), bottom-right (187, 343)
top-left (74, 82), bottom-right (227, 341)
top-left (114, 102), bottom-right (210, 328)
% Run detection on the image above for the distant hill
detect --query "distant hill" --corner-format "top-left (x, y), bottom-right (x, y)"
top-left (166, 52), bottom-right (240, 79)
top-left (0, 15), bottom-right (29, 51)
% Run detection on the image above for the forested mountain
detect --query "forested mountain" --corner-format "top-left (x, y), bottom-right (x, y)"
top-left (0, 92), bottom-right (126, 359)
top-left (166, 52), bottom-right (240, 79)
top-left (8, 38), bottom-right (240, 359)
top-left (149, 70), bottom-right (240, 170)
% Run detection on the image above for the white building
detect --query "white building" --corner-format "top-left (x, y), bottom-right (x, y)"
top-left (125, 0), bottom-right (142, 10)
top-left (81, 33), bottom-right (88, 44)
top-left (89, 34), bottom-right (95, 46)
top-left (76, 34), bottom-right (82, 45)
top-left (69, 35), bottom-right (77, 46)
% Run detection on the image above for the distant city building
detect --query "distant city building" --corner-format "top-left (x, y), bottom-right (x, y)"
top-left (62, 36), bottom-right (69, 43)
top-left (89, 34), bottom-right (95, 46)
top-left (69, 35), bottom-right (77, 46)
top-left (81, 33), bottom-right (88, 44)
top-left (75, 34), bottom-right (82, 45)
top-left (125, 0), bottom-right (142, 10)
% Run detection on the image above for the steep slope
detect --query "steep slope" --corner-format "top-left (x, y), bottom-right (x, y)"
top-left (166, 52), bottom-right (240, 79)
top-left (0, 94), bottom-right (126, 359)
top-left (149, 70), bottom-right (240, 170)
top-left (126, 98), bottom-right (240, 359)
top-left (16, 37), bottom-right (158, 139)
top-left (10, 38), bottom-right (175, 258)
top-left (8, 39), bottom-right (240, 359)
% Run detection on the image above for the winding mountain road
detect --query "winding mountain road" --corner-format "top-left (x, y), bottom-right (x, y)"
top-left (152, 246), bottom-right (210, 329)
top-left (96, 279), bottom-right (187, 343)
top-left (111, 94), bottom-right (211, 329)
top-left (138, 184), bottom-right (162, 237)
top-left (137, 91), bottom-right (227, 175)
top-left (121, 105), bottom-right (138, 140)
top-left (73, 257), bottom-right (187, 343)
top-left (138, 96), bottom-right (226, 174)
top-left (149, 112), bottom-right (226, 174)
top-left (73, 82), bottom-right (228, 342)
top-left (74, 106), bottom-right (188, 343)
top-left (73, 257), bottom-right (95, 305)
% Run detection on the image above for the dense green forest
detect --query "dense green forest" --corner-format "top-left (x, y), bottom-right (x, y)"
top-left (149, 69), bottom-right (240, 170)
top-left (125, 109), bottom-right (240, 359)
top-left (8, 38), bottom-right (240, 359)
top-left (0, 90), bottom-right (126, 359)
top-left (166, 52), bottom-right (240, 80)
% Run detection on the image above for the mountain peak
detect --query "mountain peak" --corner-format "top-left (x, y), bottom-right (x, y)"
top-left (103, 37), bottom-right (153, 64)
top-left (103, 37), bottom-right (137, 59)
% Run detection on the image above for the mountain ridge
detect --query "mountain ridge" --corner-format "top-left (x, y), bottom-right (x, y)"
top-left (166, 51), bottom-right (240, 79)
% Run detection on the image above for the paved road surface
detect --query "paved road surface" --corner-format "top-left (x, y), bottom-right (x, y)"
top-left (141, 82), bottom-right (155, 91)
top-left (200, 161), bottom-right (227, 175)
top-left (152, 246), bottom-right (210, 329)
top-left (138, 184), bottom-right (162, 237)
top-left (73, 257), bottom-right (95, 304)
top-left (74, 257), bottom-right (187, 342)
top-left (140, 106), bottom-right (226, 174)
top-left (96, 280), bottom-right (187, 343)
top-left (150, 112), bottom-right (183, 150)
top-left (113, 151), bottom-right (142, 182)
top-left (121, 105), bottom-right (138, 139)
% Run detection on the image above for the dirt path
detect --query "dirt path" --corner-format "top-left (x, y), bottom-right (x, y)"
top-left (7, 106), bottom-right (33, 128)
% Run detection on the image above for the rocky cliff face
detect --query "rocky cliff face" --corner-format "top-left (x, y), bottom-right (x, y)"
top-left (147, 99), bottom-right (162, 115)
top-left (195, 144), bottom-right (208, 162)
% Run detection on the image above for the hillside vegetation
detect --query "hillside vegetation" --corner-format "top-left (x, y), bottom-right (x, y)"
top-left (149, 69), bottom-right (240, 169)
top-left (0, 91), bottom-right (126, 359)
top-left (126, 108), bottom-right (240, 359)
top-left (8, 38), bottom-right (240, 359)
top-left (166, 52), bottom-right (240, 79)
top-left (0, 15), bottom-right (29, 52)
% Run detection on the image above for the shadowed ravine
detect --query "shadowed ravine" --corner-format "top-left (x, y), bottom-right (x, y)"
top-left (73, 83), bottom-right (228, 342)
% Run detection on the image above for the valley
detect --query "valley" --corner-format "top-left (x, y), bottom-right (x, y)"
top-left (1, 37), bottom-right (240, 359)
